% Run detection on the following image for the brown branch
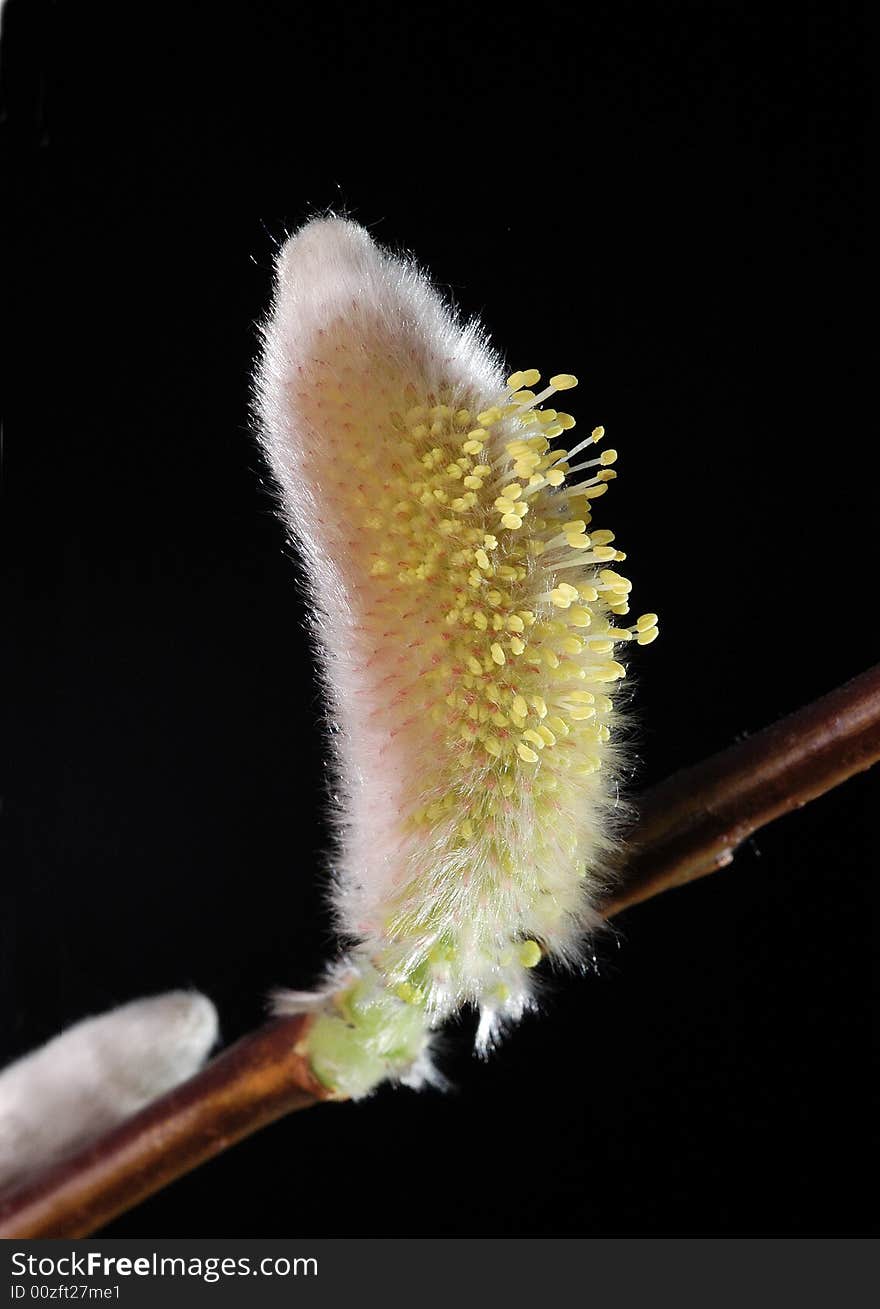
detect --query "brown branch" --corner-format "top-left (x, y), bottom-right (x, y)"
top-left (600, 663), bottom-right (880, 916)
top-left (1, 665), bottom-right (878, 1239)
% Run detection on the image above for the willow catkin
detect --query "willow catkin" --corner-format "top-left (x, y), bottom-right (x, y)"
top-left (256, 218), bottom-right (657, 1096)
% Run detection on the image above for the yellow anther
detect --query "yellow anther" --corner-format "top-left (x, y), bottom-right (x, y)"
top-left (507, 371), bottom-right (526, 391)
top-left (467, 655), bottom-right (483, 675)
top-left (490, 643), bottom-right (506, 666)
top-left (517, 743), bottom-right (539, 763)
top-left (484, 737), bottom-right (502, 758)
top-left (475, 549), bottom-right (491, 570)
top-left (512, 695), bottom-right (529, 718)
top-left (519, 940), bottom-right (542, 968)
top-left (530, 696), bottom-right (547, 718)
top-left (483, 534), bottom-right (498, 550)
top-left (563, 520), bottom-right (587, 534)
top-left (501, 483), bottom-right (523, 500)
top-left (637, 627), bottom-right (659, 644)
top-left (636, 613), bottom-right (659, 631)
top-left (501, 514), bottom-right (523, 530)
top-left (521, 368), bottom-right (541, 387)
top-left (557, 412), bottom-right (576, 430)
top-left (600, 449), bottom-right (618, 466)
top-left (546, 469), bottom-right (565, 487)
top-left (599, 569), bottom-right (630, 590)
top-left (510, 637), bottom-right (526, 655)
top-left (549, 374), bottom-right (578, 390)
top-left (591, 426), bottom-right (605, 442)
top-left (507, 614), bottom-right (525, 633)
top-left (592, 661), bottom-right (626, 682)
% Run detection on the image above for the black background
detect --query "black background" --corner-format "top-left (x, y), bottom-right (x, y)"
top-left (2, 1), bottom-right (874, 1235)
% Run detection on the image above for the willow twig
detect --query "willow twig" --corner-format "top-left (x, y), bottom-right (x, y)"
top-left (1, 665), bottom-right (877, 1238)
top-left (601, 663), bottom-right (880, 915)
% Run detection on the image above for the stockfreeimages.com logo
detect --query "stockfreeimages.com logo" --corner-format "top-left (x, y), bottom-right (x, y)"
top-left (10, 1252), bottom-right (318, 1285)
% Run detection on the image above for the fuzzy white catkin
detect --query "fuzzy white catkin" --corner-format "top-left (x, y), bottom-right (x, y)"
top-left (258, 218), bottom-right (656, 1097)
top-left (0, 991), bottom-right (218, 1188)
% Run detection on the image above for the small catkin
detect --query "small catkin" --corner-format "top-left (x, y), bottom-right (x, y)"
top-left (0, 993), bottom-right (218, 1187)
top-left (256, 218), bottom-right (657, 1096)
